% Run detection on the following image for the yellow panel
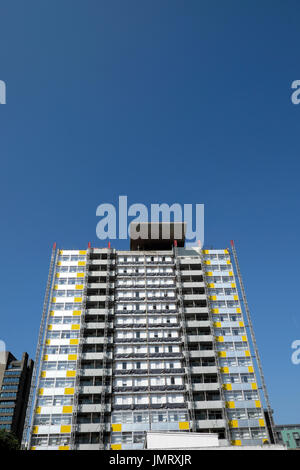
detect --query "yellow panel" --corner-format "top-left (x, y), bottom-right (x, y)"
top-left (43, 355), bottom-right (48, 361)
top-left (218, 351), bottom-right (226, 357)
top-left (223, 384), bottom-right (232, 391)
top-left (39, 388), bottom-right (44, 395)
top-left (227, 260), bottom-right (231, 265)
top-left (242, 336), bottom-right (247, 342)
top-left (224, 249), bottom-right (229, 254)
top-left (46, 339), bottom-right (51, 345)
top-left (229, 271), bottom-right (233, 276)
top-left (56, 273), bottom-right (60, 278)
top-left (212, 308), bottom-right (219, 314)
top-left (236, 308), bottom-right (241, 313)
top-left (179, 421), bottom-right (190, 430)
top-left (213, 321), bottom-right (221, 328)
top-left (57, 261), bottom-right (61, 266)
top-left (48, 325), bottom-right (52, 330)
top-left (258, 419), bottom-right (265, 427)
top-left (205, 260), bottom-right (211, 265)
top-left (54, 285), bottom-right (58, 290)
top-left (30, 447), bottom-right (36, 450)
top-left (41, 371), bottom-right (46, 378)
top-left (50, 311), bottom-right (54, 316)
top-left (206, 271), bottom-right (213, 276)
top-left (220, 366), bottom-right (229, 373)
top-left (78, 261), bottom-right (86, 266)
top-left (32, 426), bottom-right (39, 434)
top-left (234, 295), bottom-right (238, 300)
top-left (74, 297), bottom-right (82, 303)
top-left (76, 284), bottom-right (83, 290)
top-left (210, 295), bottom-right (217, 301)
top-left (248, 366), bottom-right (254, 373)
top-left (79, 250), bottom-right (86, 255)
top-left (203, 250), bottom-right (209, 254)
top-left (64, 388), bottom-right (74, 395)
top-left (251, 383), bottom-right (257, 390)
top-left (111, 445), bottom-right (122, 450)
top-left (66, 370), bottom-right (76, 377)
top-left (208, 283), bottom-right (215, 288)
top-left (231, 440), bottom-right (241, 446)
top-left (58, 446), bottom-right (70, 451)
top-left (215, 336), bottom-right (224, 342)
top-left (245, 350), bottom-right (250, 357)
top-left (63, 406), bottom-right (73, 414)
top-left (239, 321), bottom-right (244, 327)
top-left (226, 401), bottom-right (235, 409)
top-left (72, 311), bottom-right (81, 316)
top-left (229, 420), bottom-right (238, 428)
top-left (52, 298), bottom-right (56, 303)
top-left (70, 339), bottom-right (79, 345)
top-left (59, 250), bottom-right (63, 254)
top-left (77, 273), bottom-right (84, 278)
top-left (255, 400), bottom-right (261, 408)
top-left (231, 283), bottom-right (236, 288)
top-left (36, 407), bottom-right (41, 414)
top-left (68, 354), bottom-right (77, 361)
top-left (60, 425), bottom-right (71, 434)
top-left (112, 424), bottom-right (122, 432)
top-left (71, 324), bottom-right (80, 330)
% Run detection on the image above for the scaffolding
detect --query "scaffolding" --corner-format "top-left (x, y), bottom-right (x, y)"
top-left (173, 244), bottom-right (196, 432)
top-left (21, 243), bottom-right (58, 449)
top-left (230, 240), bottom-right (277, 444)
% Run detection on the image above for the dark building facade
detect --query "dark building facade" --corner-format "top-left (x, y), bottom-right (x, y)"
top-left (0, 351), bottom-right (34, 442)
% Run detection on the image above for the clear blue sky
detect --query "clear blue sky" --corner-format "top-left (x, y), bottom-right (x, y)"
top-left (0, 0), bottom-right (300, 424)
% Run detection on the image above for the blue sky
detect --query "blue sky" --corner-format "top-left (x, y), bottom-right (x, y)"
top-left (0, 0), bottom-right (300, 424)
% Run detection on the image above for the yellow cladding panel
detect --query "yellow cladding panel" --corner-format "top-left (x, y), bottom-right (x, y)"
top-left (32, 426), bottom-right (39, 434)
top-left (227, 260), bottom-right (231, 265)
top-left (179, 421), bottom-right (190, 430)
top-left (229, 271), bottom-right (233, 276)
top-left (213, 321), bottom-right (221, 328)
top-left (212, 308), bottom-right (219, 314)
top-left (236, 308), bottom-right (241, 313)
top-left (248, 366), bottom-right (254, 373)
top-left (54, 285), bottom-right (58, 290)
top-left (231, 283), bottom-right (236, 288)
top-left (76, 284), bottom-right (83, 290)
top-left (56, 273), bottom-right (60, 278)
top-left (72, 311), bottom-right (81, 316)
top-left (218, 351), bottom-right (226, 357)
top-left (66, 370), bottom-right (76, 378)
top-left (68, 354), bottom-right (77, 361)
top-left (63, 406), bottom-right (73, 414)
top-left (205, 260), bottom-right (211, 265)
top-left (41, 371), bottom-right (46, 378)
top-left (39, 388), bottom-right (44, 395)
top-left (46, 339), bottom-right (51, 345)
top-left (239, 321), bottom-right (244, 327)
top-left (231, 440), bottom-right (242, 446)
top-left (31, 447), bottom-right (36, 450)
top-left (48, 325), bottom-right (52, 330)
top-left (255, 400), bottom-right (261, 408)
top-left (78, 261), bottom-right (86, 266)
top-left (112, 424), bottom-right (122, 432)
top-left (70, 339), bottom-right (79, 345)
top-left (64, 388), bottom-right (74, 395)
top-left (111, 445), bottom-right (122, 450)
top-left (242, 336), bottom-right (247, 342)
top-left (223, 384), bottom-right (232, 391)
top-left (43, 355), bottom-right (48, 361)
top-left (229, 420), bottom-right (238, 428)
top-left (60, 425), bottom-right (71, 434)
top-left (77, 273), bottom-right (84, 278)
top-left (245, 350), bottom-right (250, 357)
top-left (79, 250), bottom-right (86, 255)
top-left (234, 295), bottom-right (238, 301)
top-left (59, 250), bottom-right (63, 254)
top-left (71, 324), bottom-right (80, 330)
top-left (36, 407), bottom-right (41, 414)
top-left (224, 249), bottom-right (229, 254)
top-left (58, 446), bottom-right (70, 451)
top-left (206, 272), bottom-right (213, 276)
top-left (226, 401), bottom-right (235, 409)
top-left (220, 366), bottom-right (229, 373)
top-left (208, 283), bottom-right (215, 288)
top-left (251, 383), bottom-right (257, 390)
top-left (50, 311), bottom-right (54, 316)
top-left (52, 298), bottom-right (56, 303)
top-left (210, 295), bottom-right (217, 301)
top-left (203, 250), bottom-right (209, 254)
top-left (216, 336), bottom-right (224, 342)
top-left (57, 261), bottom-right (61, 266)
top-left (74, 297), bottom-right (82, 303)
top-left (259, 419), bottom-right (265, 427)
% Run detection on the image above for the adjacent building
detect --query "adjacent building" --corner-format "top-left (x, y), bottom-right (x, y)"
top-left (275, 424), bottom-right (300, 449)
top-left (0, 351), bottom-right (33, 442)
top-left (24, 223), bottom-right (275, 450)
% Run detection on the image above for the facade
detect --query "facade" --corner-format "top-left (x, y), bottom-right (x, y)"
top-left (275, 425), bottom-right (300, 449)
top-left (0, 351), bottom-right (33, 441)
top-left (25, 226), bottom-right (274, 450)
